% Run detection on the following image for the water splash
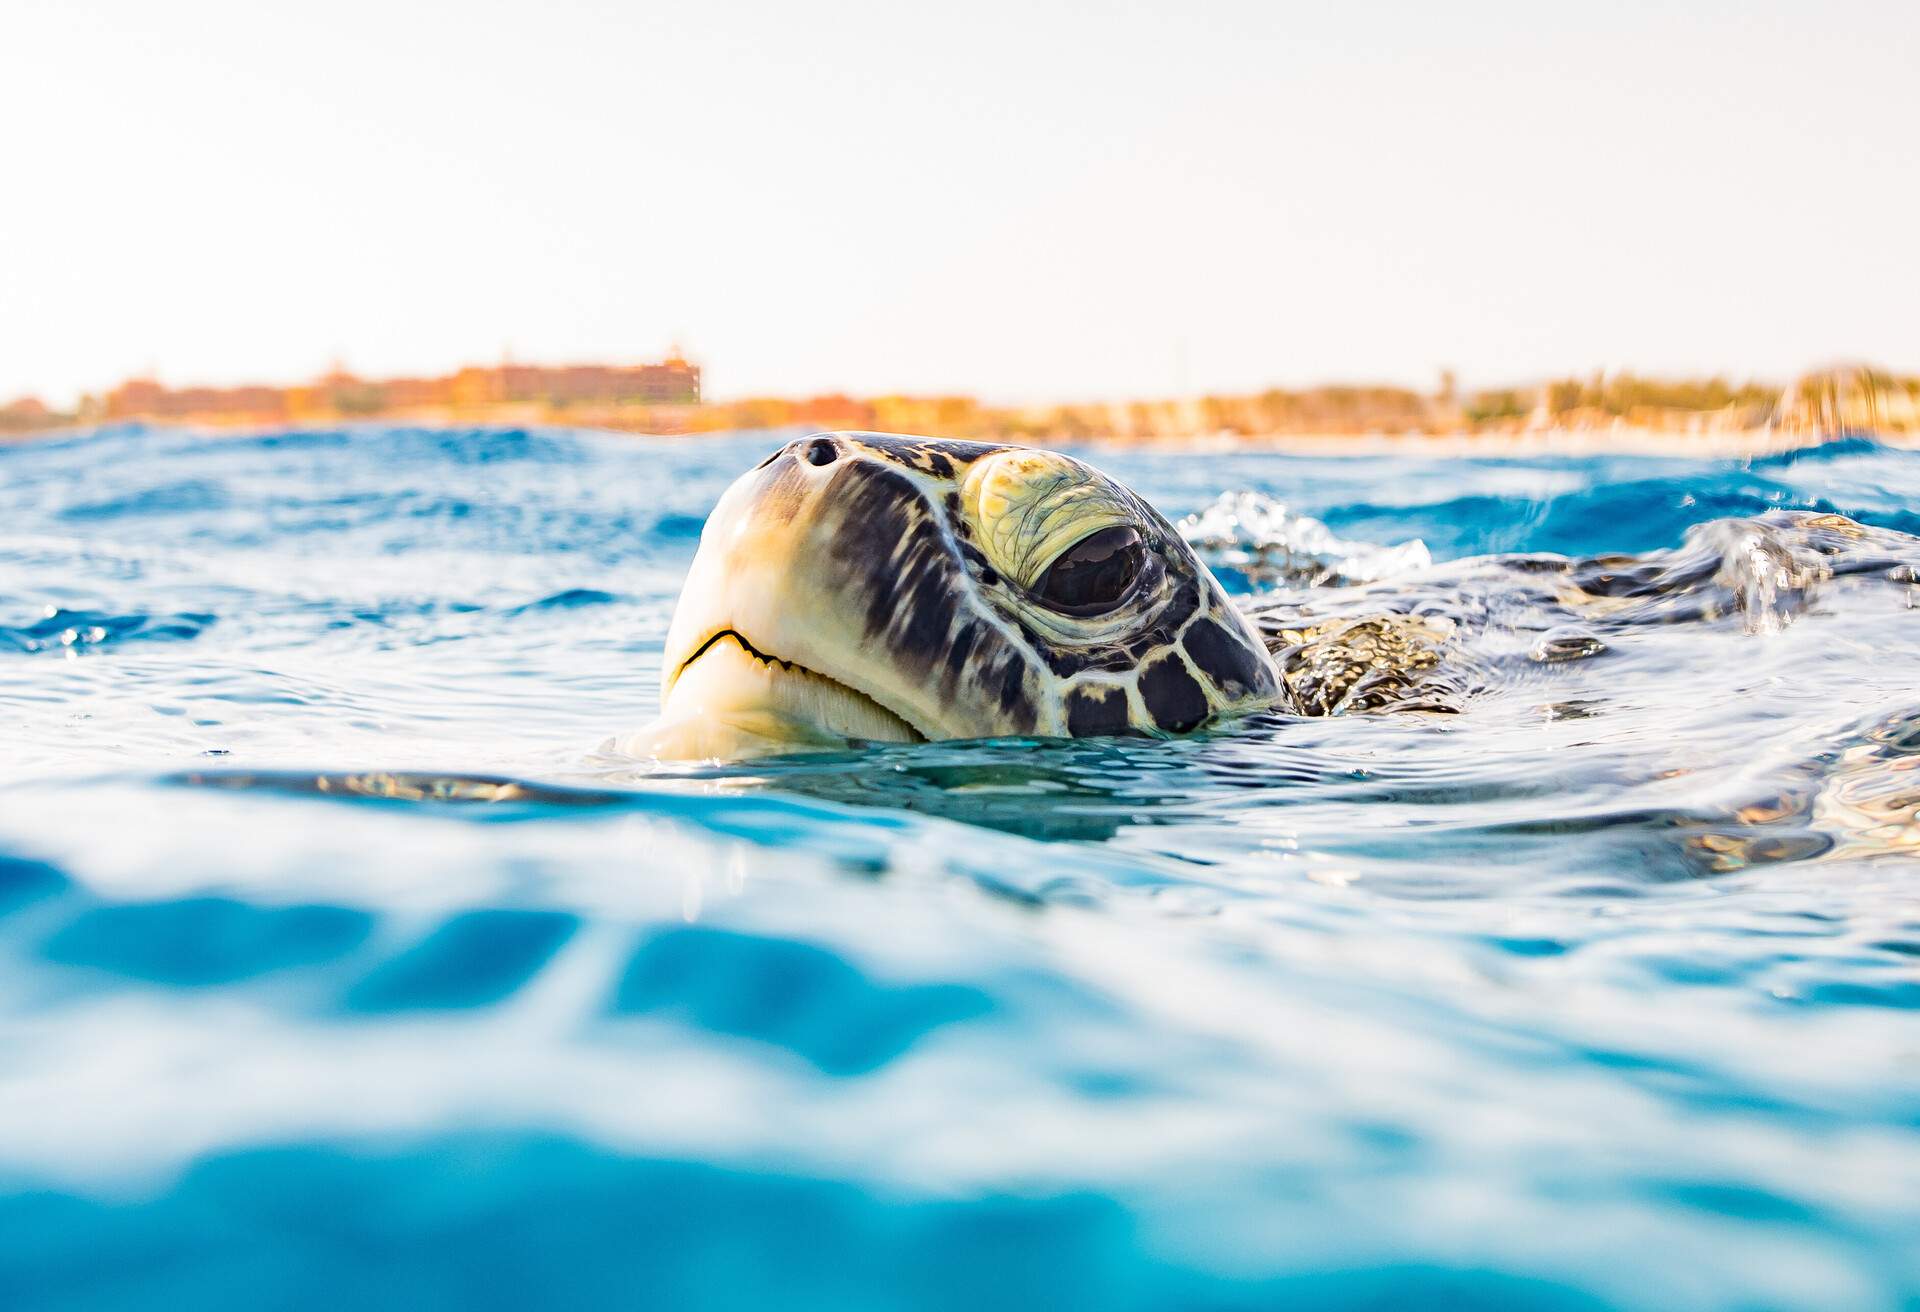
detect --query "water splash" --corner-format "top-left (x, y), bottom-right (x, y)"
top-left (1178, 490), bottom-right (1431, 589)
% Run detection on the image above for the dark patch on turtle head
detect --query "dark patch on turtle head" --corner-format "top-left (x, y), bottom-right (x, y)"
top-left (1181, 615), bottom-right (1275, 701)
top-left (818, 453), bottom-right (1039, 735)
top-left (828, 461), bottom-right (957, 668)
top-left (1066, 684), bottom-right (1131, 737)
top-left (846, 433), bottom-right (1009, 468)
top-left (1139, 652), bottom-right (1210, 732)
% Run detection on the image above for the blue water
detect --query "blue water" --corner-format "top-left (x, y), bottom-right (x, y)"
top-left (3, 424), bottom-right (1919, 1310)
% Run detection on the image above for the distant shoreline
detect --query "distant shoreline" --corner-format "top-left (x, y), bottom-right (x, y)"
top-left (9, 363), bottom-right (1917, 450)
top-left (1101, 426), bottom-right (1919, 458)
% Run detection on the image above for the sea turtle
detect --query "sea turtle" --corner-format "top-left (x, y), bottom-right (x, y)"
top-left (630, 430), bottom-right (1426, 760)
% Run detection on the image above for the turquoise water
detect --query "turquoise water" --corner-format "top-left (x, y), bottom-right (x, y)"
top-left (2, 424), bottom-right (1919, 1310)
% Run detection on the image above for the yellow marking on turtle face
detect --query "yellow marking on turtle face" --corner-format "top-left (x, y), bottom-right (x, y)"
top-left (962, 449), bottom-right (1136, 589)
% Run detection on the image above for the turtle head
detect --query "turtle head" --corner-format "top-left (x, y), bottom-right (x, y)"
top-left (632, 432), bottom-right (1280, 759)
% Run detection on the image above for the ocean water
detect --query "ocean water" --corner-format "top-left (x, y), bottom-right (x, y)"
top-left (2, 424), bottom-right (1919, 1310)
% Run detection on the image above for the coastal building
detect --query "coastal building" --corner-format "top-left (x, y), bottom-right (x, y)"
top-left (93, 351), bottom-right (701, 426)
top-left (104, 378), bottom-right (288, 423)
top-left (0, 396), bottom-right (54, 433)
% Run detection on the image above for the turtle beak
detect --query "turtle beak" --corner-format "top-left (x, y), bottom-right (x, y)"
top-left (626, 446), bottom-right (934, 760)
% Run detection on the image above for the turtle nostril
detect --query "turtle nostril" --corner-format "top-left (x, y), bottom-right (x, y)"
top-left (804, 438), bottom-right (838, 467)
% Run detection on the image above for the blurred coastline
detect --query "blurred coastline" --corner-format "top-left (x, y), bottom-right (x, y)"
top-left (5, 356), bottom-right (1917, 453)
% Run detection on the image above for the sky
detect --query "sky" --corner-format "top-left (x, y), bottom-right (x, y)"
top-left (2, 0), bottom-right (1916, 407)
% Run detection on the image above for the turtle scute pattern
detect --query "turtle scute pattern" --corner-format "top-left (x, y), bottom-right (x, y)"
top-left (1258, 611), bottom-right (1466, 717)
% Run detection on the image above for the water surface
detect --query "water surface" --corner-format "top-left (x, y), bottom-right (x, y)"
top-left (2, 425), bottom-right (1918, 1310)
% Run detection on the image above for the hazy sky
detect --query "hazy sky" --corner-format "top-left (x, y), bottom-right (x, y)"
top-left (3, 0), bottom-right (1916, 406)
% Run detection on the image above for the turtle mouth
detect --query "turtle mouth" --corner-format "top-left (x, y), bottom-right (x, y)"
top-left (668, 628), bottom-right (927, 745)
top-left (675, 628), bottom-right (825, 686)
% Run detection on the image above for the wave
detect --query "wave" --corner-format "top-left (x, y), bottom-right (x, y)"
top-left (0, 606), bottom-right (216, 654)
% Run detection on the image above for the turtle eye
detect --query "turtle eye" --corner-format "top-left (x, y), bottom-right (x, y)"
top-left (1035, 526), bottom-right (1144, 616)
